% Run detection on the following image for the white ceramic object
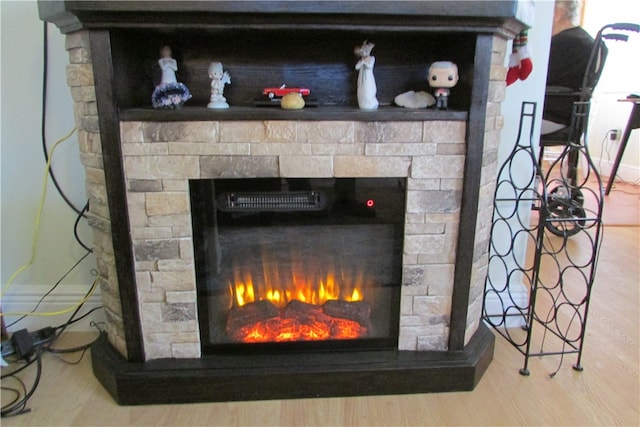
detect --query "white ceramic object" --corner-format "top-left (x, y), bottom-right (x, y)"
top-left (354, 41), bottom-right (379, 110)
top-left (207, 61), bottom-right (231, 109)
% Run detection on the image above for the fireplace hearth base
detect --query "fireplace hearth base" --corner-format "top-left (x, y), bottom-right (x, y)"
top-left (91, 323), bottom-right (494, 405)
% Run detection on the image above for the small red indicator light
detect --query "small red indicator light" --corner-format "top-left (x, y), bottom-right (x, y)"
top-left (366, 199), bottom-right (375, 208)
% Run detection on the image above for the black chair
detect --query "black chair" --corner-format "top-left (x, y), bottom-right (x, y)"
top-left (537, 23), bottom-right (639, 237)
top-left (538, 23), bottom-right (640, 176)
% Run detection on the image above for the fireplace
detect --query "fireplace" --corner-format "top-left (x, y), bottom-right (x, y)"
top-left (39, 1), bottom-right (530, 405)
top-left (117, 118), bottom-right (464, 360)
top-left (191, 177), bottom-right (404, 351)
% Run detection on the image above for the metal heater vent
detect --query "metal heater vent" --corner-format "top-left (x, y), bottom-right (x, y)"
top-left (216, 191), bottom-right (328, 212)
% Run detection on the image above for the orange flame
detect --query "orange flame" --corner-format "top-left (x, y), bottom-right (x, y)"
top-left (226, 251), bottom-right (370, 343)
top-left (229, 259), bottom-right (364, 309)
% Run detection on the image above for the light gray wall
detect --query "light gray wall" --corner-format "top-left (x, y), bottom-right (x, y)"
top-left (499, 0), bottom-right (554, 167)
top-left (1, 1), bottom-right (99, 332)
top-left (484, 0), bottom-right (554, 324)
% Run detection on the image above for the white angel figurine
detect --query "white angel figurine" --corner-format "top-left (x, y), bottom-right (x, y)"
top-left (207, 62), bottom-right (232, 109)
top-left (159, 46), bottom-right (178, 85)
top-left (354, 41), bottom-right (379, 110)
top-left (151, 46), bottom-right (192, 109)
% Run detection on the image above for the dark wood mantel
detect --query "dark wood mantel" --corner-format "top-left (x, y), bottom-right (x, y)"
top-left (40, 1), bottom-right (529, 35)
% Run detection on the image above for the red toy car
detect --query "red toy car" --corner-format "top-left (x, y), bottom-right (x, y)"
top-left (263, 84), bottom-right (311, 99)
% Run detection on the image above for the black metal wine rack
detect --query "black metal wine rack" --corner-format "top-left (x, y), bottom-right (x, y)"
top-left (482, 101), bottom-right (604, 375)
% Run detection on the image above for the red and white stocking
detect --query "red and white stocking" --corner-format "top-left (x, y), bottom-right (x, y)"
top-left (506, 49), bottom-right (521, 86)
top-left (517, 30), bottom-right (533, 80)
top-left (506, 30), bottom-right (533, 86)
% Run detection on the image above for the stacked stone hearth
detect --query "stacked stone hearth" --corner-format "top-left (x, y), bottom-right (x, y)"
top-left (65, 31), bottom-right (128, 358)
top-left (66, 30), bottom-right (507, 361)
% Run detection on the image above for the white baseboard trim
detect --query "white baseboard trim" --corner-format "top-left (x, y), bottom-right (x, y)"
top-left (483, 281), bottom-right (529, 329)
top-left (590, 156), bottom-right (640, 186)
top-left (2, 284), bottom-right (104, 333)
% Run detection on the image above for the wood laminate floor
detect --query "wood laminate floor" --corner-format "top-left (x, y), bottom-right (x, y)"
top-left (2, 226), bottom-right (638, 426)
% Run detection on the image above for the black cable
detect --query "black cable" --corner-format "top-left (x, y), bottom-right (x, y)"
top-left (49, 320), bottom-right (103, 351)
top-left (74, 201), bottom-right (92, 252)
top-left (1, 286), bottom-right (101, 417)
top-left (48, 341), bottom-right (94, 355)
top-left (1, 358), bottom-right (36, 379)
top-left (0, 25), bottom-right (100, 419)
top-left (0, 387), bottom-right (22, 409)
top-left (1, 376), bottom-right (27, 414)
top-left (40, 21), bottom-right (85, 217)
top-left (46, 323), bottom-right (103, 371)
top-left (0, 354), bottom-right (23, 366)
top-left (41, 22), bottom-right (93, 252)
top-left (49, 347), bottom-right (90, 365)
top-left (1, 311), bottom-right (103, 418)
top-left (52, 306), bottom-right (103, 332)
top-left (5, 250), bottom-right (93, 329)
top-left (47, 278), bottom-right (99, 349)
top-left (1, 351), bottom-right (43, 418)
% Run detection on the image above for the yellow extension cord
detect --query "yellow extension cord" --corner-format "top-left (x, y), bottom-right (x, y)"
top-left (0, 127), bottom-right (100, 319)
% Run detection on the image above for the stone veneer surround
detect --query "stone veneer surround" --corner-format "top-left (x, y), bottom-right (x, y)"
top-left (121, 119), bottom-right (466, 359)
top-left (66, 30), bottom-right (506, 362)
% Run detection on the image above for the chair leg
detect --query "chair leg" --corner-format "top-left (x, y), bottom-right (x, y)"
top-left (567, 146), bottom-right (579, 188)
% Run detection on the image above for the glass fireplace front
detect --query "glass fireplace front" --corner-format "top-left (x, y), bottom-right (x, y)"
top-left (190, 178), bottom-right (405, 354)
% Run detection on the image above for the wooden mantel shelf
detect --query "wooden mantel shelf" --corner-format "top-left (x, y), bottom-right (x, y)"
top-left (40, 1), bottom-right (531, 36)
top-left (119, 106), bottom-right (468, 123)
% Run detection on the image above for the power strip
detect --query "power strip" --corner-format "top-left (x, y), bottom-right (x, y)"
top-left (1, 327), bottom-right (56, 360)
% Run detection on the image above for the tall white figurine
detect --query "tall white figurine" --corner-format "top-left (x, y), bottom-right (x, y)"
top-left (159, 46), bottom-right (178, 85)
top-left (207, 62), bottom-right (231, 109)
top-left (354, 41), bottom-right (379, 110)
top-left (151, 46), bottom-right (191, 109)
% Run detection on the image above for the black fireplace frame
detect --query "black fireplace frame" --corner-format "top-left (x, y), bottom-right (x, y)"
top-left (91, 324), bottom-right (494, 404)
top-left (191, 177), bottom-right (405, 354)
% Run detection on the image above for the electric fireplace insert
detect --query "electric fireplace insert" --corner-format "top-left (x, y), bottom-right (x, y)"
top-left (191, 177), bottom-right (404, 354)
